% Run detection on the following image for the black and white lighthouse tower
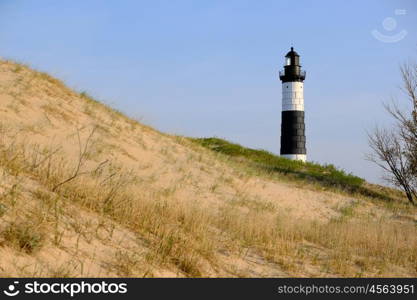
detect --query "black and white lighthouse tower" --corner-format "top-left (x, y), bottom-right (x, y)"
top-left (279, 47), bottom-right (306, 162)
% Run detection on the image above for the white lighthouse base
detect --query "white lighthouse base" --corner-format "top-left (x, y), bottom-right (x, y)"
top-left (281, 154), bottom-right (306, 162)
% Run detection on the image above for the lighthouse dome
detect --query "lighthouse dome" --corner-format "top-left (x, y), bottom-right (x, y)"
top-left (285, 47), bottom-right (299, 57)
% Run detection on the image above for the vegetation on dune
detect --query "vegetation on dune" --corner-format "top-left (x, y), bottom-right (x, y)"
top-left (192, 137), bottom-right (363, 186)
top-left (192, 138), bottom-right (355, 185)
top-left (1, 222), bottom-right (44, 254)
top-left (191, 137), bottom-right (407, 203)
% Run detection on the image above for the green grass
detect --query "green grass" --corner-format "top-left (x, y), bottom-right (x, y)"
top-left (190, 137), bottom-right (399, 201)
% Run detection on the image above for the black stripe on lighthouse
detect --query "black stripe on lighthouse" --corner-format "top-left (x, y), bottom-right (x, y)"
top-left (280, 111), bottom-right (306, 155)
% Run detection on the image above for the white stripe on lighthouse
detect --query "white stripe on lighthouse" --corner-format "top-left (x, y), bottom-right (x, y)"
top-left (282, 82), bottom-right (304, 111)
top-left (281, 154), bottom-right (306, 161)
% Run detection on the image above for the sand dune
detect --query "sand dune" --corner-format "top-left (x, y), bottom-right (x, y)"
top-left (0, 60), bottom-right (415, 277)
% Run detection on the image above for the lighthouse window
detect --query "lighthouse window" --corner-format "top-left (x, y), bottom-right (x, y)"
top-left (285, 57), bottom-right (291, 66)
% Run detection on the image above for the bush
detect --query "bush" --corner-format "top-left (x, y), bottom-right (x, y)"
top-left (1, 222), bottom-right (44, 254)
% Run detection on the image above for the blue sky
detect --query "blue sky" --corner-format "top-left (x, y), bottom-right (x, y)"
top-left (0, 0), bottom-right (416, 184)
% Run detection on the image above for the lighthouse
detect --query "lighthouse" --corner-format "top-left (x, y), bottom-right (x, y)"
top-left (279, 47), bottom-right (306, 162)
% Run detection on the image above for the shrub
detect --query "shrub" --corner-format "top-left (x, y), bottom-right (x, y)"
top-left (1, 222), bottom-right (44, 254)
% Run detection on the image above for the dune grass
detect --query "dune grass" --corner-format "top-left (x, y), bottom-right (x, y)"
top-left (1, 222), bottom-right (44, 254)
top-left (191, 137), bottom-right (403, 202)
